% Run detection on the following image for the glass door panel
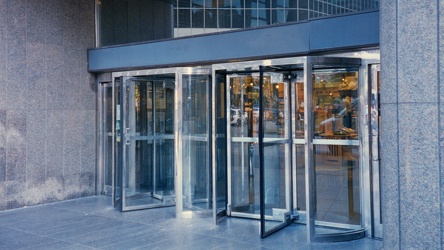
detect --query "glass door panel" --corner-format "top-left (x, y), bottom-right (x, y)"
top-left (102, 83), bottom-right (113, 195)
top-left (291, 72), bottom-right (305, 216)
top-left (308, 61), bottom-right (364, 241)
top-left (313, 145), bottom-right (361, 225)
top-left (113, 78), bottom-right (122, 207)
top-left (213, 71), bottom-right (228, 223)
top-left (153, 82), bottom-right (175, 203)
top-left (370, 64), bottom-right (382, 238)
top-left (228, 74), bottom-right (260, 218)
top-left (120, 76), bottom-right (176, 211)
top-left (180, 73), bottom-right (212, 215)
top-left (259, 67), bottom-right (293, 237)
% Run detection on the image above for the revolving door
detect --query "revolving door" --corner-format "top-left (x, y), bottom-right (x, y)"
top-left (108, 68), bottom-right (213, 214)
top-left (119, 75), bottom-right (176, 211)
top-left (212, 56), bottom-right (371, 241)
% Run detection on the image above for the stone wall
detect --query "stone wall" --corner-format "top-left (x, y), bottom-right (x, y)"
top-left (380, 1), bottom-right (443, 248)
top-left (0, 0), bottom-right (96, 210)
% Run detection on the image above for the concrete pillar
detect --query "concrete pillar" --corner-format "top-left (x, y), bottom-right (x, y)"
top-left (380, 1), bottom-right (443, 248)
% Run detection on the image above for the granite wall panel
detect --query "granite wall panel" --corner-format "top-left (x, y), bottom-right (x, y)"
top-left (45, 110), bottom-right (64, 180)
top-left (0, 0), bottom-right (96, 210)
top-left (381, 0), bottom-right (444, 248)
top-left (380, 104), bottom-right (400, 249)
top-left (379, 0), bottom-right (397, 105)
top-left (0, 182), bottom-right (5, 211)
top-left (27, 43), bottom-right (47, 110)
top-left (45, 0), bottom-right (64, 45)
top-left (0, 1), bottom-right (6, 110)
top-left (6, 110), bottom-right (26, 182)
top-left (440, 2), bottom-right (444, 247)
top-left (26, 110), bottom-right (47, 189)
top-left (63, 110), bottom-right (82, 177)
top-left (26, 0), bottom-right (46, 44)
top-left (398, 103), bottom-right (440, 249)
top-left (0, 110), bottom-right (5, 182)
top-left (397, 2), bottom-right (438, 104)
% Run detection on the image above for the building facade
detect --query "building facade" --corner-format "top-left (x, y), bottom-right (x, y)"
top-left (0, 0), bottom-right (443, 248)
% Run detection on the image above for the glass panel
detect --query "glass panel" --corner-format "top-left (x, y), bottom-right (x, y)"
top-left (104, 85), bottom-right (113, 189)
top-left (295, 144), bottom-right (305, 211)
top-left (178, 0), bottom-right (191, 8)
top-left (179, 9), bottom-right (191, 28)
top-left (262, 74), bottom-right (285, 139)
top-left (205, 9), bottom-right (218, 28)
top-left (192, 0), bottom-right (204, 7)
top-left (182, 75), bottom-right (211, 212)
top-left (312, 70), bottom-right (359, 137)
top-left (121, 77), bottom-right (175, 211)
top-left (230, 75), bottom-right (260, 215)
top-left (232, 9), bottom-right (244, 28)
top-left (192, 9), bottom-right (205, 28)
top-left (215, 72), bottom-right (227, 222)
top-left (313, 145), bottom-right (361, 227)
top-left (257, 9), bottom-right (269, 27)
top-left (153, 82), bottom-right (175, 200)
top-left (230, 76), bottom-right (258, 137)
top-left (205, 0), bottom-right (217, 8)
top-left (154, 139), bottom-right (175, 199)
top-left (294, 73), bottom-right (304, 139)
top-left (260, 69), bottom-right (291, 237)
top-left (272, 9), bottom-right (286, 24)
top-left (262, 143), bottom-right (288, 232)
top-left (114, 80), bottom-right (122, 206)
top-left (231, 141), bottom-right (259, 214)
top-left (219, 9), bottom-right (231, 28)
top-left (124, 139), bottom-right (155, 206)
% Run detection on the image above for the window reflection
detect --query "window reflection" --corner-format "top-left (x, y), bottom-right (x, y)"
top-left (312, 70), bottom-right (359, 138)
top-left (98, 0), bottom-right (380, 46)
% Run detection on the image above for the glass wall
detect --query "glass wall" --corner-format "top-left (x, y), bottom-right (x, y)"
top-left (97, 0), bottom-right (379, 46)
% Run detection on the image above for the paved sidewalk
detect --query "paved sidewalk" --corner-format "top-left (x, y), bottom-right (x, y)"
top-left (0, 196), bottom-right (383, 249)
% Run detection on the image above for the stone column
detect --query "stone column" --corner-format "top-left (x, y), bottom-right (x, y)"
top-left (380, 1), bottom-right (443, 249)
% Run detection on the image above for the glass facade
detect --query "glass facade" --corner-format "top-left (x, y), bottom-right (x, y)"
top-left (97, 0), bottom-right (379, 46)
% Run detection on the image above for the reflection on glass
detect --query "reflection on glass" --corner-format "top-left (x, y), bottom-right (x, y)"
top-left (182, 75), bottom-right (211, 212)
top-left (114, 83), bottom-right (121, 203)
top-left (295, 145), bottom-right (305, 211)
top-left (229, 75), bottom-right (285, 139)
top-left (263, 143), bottom-right (288, 232)
top-left (123, 79), bottom-right (175, 209)
top-left (105, 86), bottom-right (113, 188)
top-left (312, 70), bottom-right (359, 138)
top-left (215, 73), bottom-right (227, 218)
top-left (314, 145), bottom-right (361, 226)
top-left (294, 76), bottom-right (304, 139)
top-left (229, 75), bottom-right (260, 215)
top-left (229, 72), bottom-right (289, 224)
top-left (231, 142), bottom-right (259, 214)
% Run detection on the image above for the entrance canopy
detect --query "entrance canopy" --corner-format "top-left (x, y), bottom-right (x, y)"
top-left (88, 11), bottom-right (379, 73)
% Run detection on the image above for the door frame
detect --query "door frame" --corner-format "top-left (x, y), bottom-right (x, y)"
top-left (113, 68), bottom-right (178, 211)
top-left (175, 67), bottom-right (213, 218)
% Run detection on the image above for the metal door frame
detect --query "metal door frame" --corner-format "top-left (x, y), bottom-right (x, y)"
top-left (368, 63), bottom-right (382, 238)
top-left (97, 80), bottom-right (115, 197)
top-left (113, 68), bottom-right (178, 211)
top-left (176, 67), bottom-right (213, 218)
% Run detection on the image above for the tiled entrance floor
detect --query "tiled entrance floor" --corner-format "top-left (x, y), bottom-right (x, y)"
top-left (0, 196), bottom-right (382, 249)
